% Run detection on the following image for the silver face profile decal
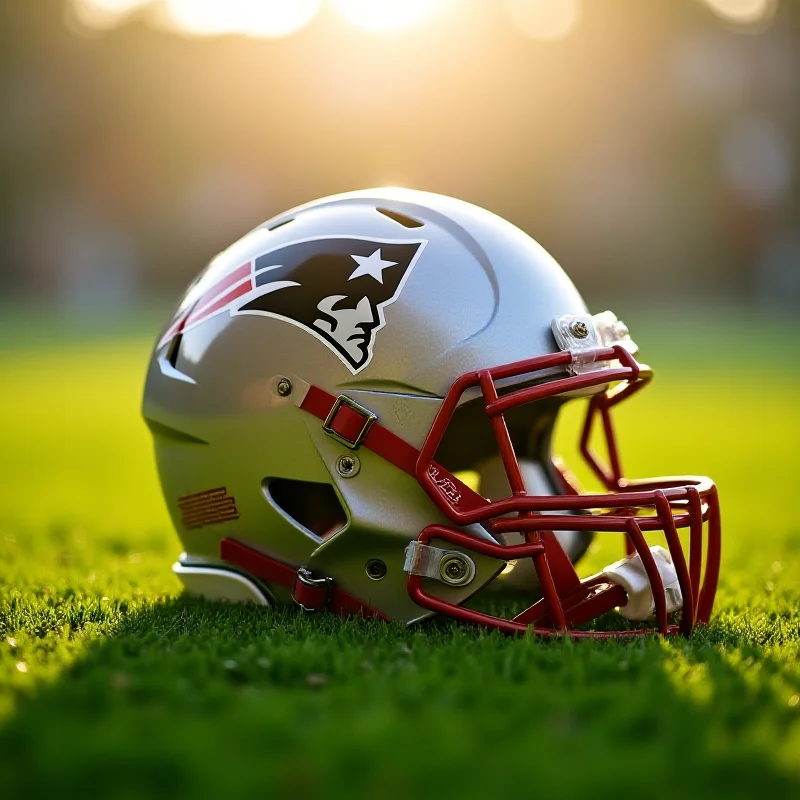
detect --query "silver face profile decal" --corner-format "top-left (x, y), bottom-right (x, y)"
top-left (160, 236), bottom-right (427, 373)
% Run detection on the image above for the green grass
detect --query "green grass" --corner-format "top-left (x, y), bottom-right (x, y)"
top-left (0, 309), bottom-right (798, 799)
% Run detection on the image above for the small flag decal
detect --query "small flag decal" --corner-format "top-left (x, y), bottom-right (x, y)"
top-left (178, 487), bottom-right (240, 530)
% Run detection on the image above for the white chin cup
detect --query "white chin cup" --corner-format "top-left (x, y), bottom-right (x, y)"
top-left (602, 546), bottom-right (683, 622)
top-left (173, 562), bottom-right (271, 606)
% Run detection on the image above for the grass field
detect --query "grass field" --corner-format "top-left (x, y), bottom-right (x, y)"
top-left (0, 308), bottom-right (798, 799)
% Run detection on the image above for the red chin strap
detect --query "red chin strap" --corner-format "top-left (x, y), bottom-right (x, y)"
top-left (220, 538), bottom-right (388, 620)
top-left (221, 344), bottom-right (721, 638)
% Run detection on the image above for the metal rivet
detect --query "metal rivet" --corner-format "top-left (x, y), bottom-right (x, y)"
top-left (570, 320), bottom-right (590, 339)
top-left (439, 553), bottom-right (474, 586)
top-left (365, 558), bottom-right (387, 581)
top-left (276, 378), bottom-right (292, 397)
top-left (336, 454), bottom-right (360, 478)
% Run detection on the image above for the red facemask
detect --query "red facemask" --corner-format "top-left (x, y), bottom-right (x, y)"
top-left (407, 342), bottom-right (721, 637)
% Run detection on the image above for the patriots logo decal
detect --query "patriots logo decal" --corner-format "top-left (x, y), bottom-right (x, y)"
top-left (160, 236), bottom-right (427, 373)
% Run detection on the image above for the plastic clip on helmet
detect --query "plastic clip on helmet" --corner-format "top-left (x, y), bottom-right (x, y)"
top-left (143, 188), bottom-right (721, 638)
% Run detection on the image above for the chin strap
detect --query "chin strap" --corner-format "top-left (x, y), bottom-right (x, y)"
top-left (220, 538), bottom-right (388, 620)
top-left (299, 385), bottom-right (490, 515)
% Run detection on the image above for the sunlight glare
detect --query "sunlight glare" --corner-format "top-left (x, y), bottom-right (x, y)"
top-left (331, 0), bottom-right (453, 33)
top-left (504, 0), bottom-right (582, 42)
top-left (161, 0), bottom-right (321, 38)
top-left (71, 0), bottom-right (150, 30)
top-left (701, 0), bottom-right (777, 27)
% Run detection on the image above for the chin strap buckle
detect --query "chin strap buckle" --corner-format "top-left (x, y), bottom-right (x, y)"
top-left (322, 395), bottom-right (377, 449)
top-left (220, 538), bottom-right (388, 620)
top-left (292, 567), bottom-right (334, 612)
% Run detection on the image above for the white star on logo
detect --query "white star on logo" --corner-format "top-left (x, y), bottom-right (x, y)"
top-left (348, 249), bottom-right (398, 284)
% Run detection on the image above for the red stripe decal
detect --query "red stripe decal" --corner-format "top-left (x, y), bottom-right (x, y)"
top-left (186, 279), bottom-right (253, 326)
top-left (192, 262), bottom-right (252, 313)
top-left (158, 307), bottom-right (192, 348)
top-left (159, 262), bottom-right (252, 346)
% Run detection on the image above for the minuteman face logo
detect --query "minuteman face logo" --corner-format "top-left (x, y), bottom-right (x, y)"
top-left (160, 236), bottom-right (428, 373)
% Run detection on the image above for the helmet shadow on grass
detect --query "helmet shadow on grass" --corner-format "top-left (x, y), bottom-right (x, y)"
top-left (0, 594), bottom-right (797, 800)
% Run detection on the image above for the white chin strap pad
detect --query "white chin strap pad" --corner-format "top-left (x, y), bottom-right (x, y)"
top-left (602, 546), bottom-right (683, 621)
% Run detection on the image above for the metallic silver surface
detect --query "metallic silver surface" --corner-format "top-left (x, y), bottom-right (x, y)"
top-left (143, 188), bottom-right (596, 624)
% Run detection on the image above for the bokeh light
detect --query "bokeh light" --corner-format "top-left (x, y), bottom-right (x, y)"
top-left (330, 0), bottom-right (453, 33)
top-left (159, 0), bottom-right (321, 38)
top-left (504, 0), bottom-right (582, 42)
top-left (700, 0), bottom-right (777, 28)
top-left (71, 0), bottom-right (149, 30)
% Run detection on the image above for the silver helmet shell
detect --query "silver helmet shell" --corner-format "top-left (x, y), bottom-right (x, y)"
top-left (142, 188), bottom-right (594, 623)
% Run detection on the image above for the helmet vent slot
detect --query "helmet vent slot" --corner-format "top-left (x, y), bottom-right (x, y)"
top-left (376, 207), bottom-right (424, 228)
top-left (143, 418), bottom-right (208, 445)
top-left (165, 333), bottom-right (183, 367)
top-left (267, 217), bottom-right (294, 231)
top-left (264, 478), bottom-right (347, 540)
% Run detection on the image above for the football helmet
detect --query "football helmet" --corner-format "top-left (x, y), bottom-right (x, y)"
top-left (143, 188), bottom-right (720, 637)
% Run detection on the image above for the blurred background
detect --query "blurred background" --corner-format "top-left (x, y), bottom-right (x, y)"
top-left (0, 0), bottom-right (797, 321)
top-left (1, 11), bottom-right (799, 791)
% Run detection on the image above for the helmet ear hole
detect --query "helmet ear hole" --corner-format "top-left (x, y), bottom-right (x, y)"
top-left (264, 478), bottom-right (347, 541)
top-left (435, 394), bottom-right (561, 473)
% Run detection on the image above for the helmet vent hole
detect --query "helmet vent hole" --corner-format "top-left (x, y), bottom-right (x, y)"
top-left (165, 333), bottom-right (183, 368)
top-left (264, 478), bottom-right (347, 541)
top-left (376, 208), bottom-right (424, 228)
top-left (267, 217), bottom-right (294, 231)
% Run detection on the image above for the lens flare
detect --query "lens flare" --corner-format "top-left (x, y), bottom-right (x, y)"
top-left (161, 0), bottom-right (321, 38)
top-left (331, 0), bottom-right (452, 33)
top-left (701, 0), bottom-right (777, 27)
top-left (71, 0), bottom-right (150, 30)
top-left (504, 0), bottom-right (582, 42)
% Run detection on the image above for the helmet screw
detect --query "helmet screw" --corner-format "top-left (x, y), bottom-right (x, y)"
top-left (336, 454), bottom-right (360, 478)
top-left (570, 320), bottom-right (590, 339)
top-left (439, 553), bottom-right (474, 586)
top-left (365, 558), bottom-right (387, 581)
top-left (276, 378), bottom-right (292, 397)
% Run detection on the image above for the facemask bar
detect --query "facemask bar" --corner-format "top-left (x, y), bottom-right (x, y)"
top-left (411, 342), bottom-right (721, 637)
